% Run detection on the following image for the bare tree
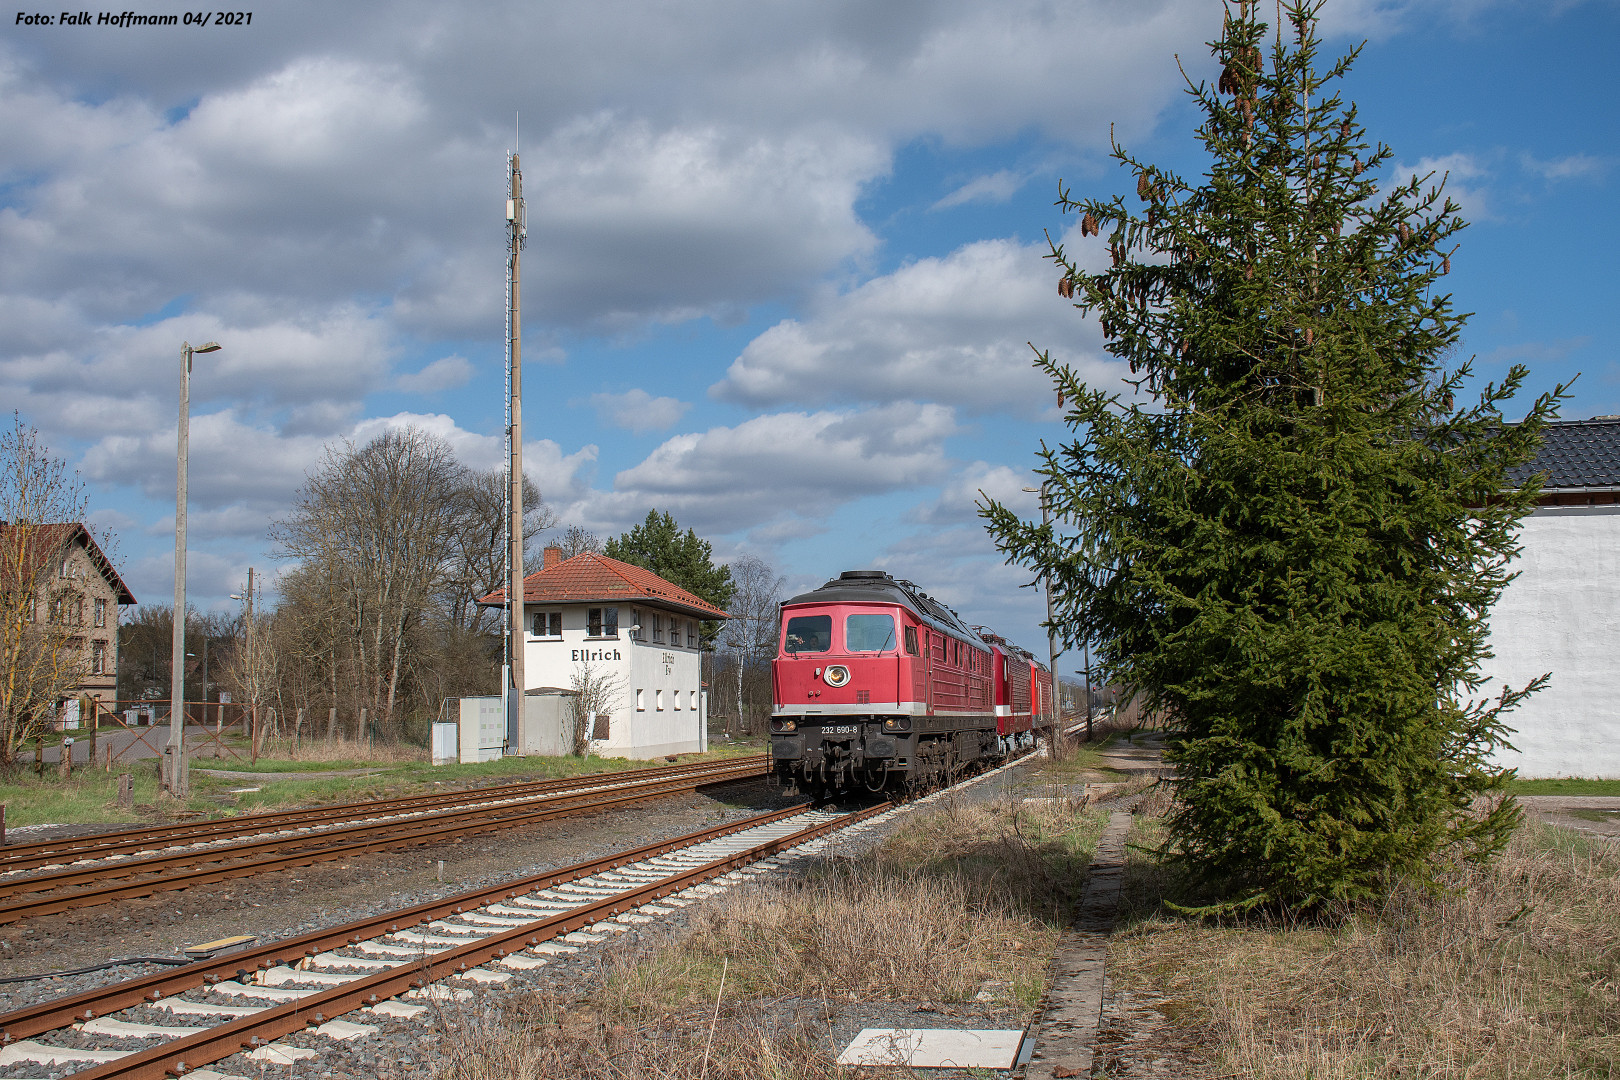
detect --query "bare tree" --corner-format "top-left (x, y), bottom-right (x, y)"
top-left (719, 553), bottom-right (783, 735)
top-left (442, 469), bottom-right (554, 633)
top-left (0, 416), bottom-right (102, 764)
top-left (568, 661), bottom-right (624, 756)
top-left (272, 427), bottom-right (467, 735)
top-left (554, 524), bottom-right (603, 559)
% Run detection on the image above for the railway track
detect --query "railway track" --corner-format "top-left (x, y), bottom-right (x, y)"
top-left (0, 757), bottom-right (765, 925)
top-left (0, 756), bottom-right (764, 873)
top-left (0, 800), bottom-right (887, 1078)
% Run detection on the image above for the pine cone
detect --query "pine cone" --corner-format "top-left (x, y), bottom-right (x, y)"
top-left (1353, 160), bottom-right (1363, 176)
top-left (1180, 339), bottom-right (1190, 356)
top-left (1219, 66), bottom-right (1237, 95)
top-left (1245, 264), bottom-right (1254, 280)
top-left (1340, 120), bottom-right (1352, 140)
top-left (1333, 222), bottom-right (1342, 238)
top-left (1441, 257), bottom-right (1450, 275)
top-left (1082, 212), bottom-right (1099, 237)
top-left (1138, 173), bottom-right (1154, 201)
top-left (1058, 276), bottom-right (1075, 299)
top-left (1305, 328), bottom-right (1314, 346)
top-left (1058, 390), bottom-right (1065, 408)
top-left (1399, 223), bottom-right (1411, 244)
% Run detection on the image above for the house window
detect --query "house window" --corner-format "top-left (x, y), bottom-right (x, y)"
top-left (629, 609), bottom-right (642, 641)
top-left (636, 688), bottom-right (646, 711)
top-left (673, 691), bottom-right (681, 711)
top-left (690, 690), bottom-right (698, 710)
top-left (60, 558), bottom-right (72, 578)
top-left (76, 597), bottom-right (85, 626)
top-left (531, 611), bottom-right (562, 637)
top-left (94, 598), bottom-right (106, 628)
top-left (50, 597), bottom-right (63, 623)
top-left (687, 620), bottom-right (697, 648)
top-left (92, 640), bottom-right (106, 675)
top-left (652, 614), bottom-right (663, 643)
top-left (587, 607), bottom-right (618, 637)
top-left (655, 689), bottom-right (665, 711)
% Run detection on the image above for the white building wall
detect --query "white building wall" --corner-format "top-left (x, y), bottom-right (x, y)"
top-left (521, 603), bottom-right (706, 759)
top-left (1481, 506), bottom-right (1620, 778)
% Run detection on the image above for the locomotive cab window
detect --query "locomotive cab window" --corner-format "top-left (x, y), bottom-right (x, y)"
top-left (903, 626), bottom-right (918, 655)
top-left (784, 615), bottom-right (831, 653)
top-left (845, 613), bottom-right (896, 652)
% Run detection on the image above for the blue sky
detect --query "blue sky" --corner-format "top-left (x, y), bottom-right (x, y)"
top-left (2, 0), bottom-right (1614, 671)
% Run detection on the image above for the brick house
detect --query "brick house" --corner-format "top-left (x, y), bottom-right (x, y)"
top-left (1480, 416), bottom-right (1620, 777)
top-left (1, 522), bottom-right (135, 717)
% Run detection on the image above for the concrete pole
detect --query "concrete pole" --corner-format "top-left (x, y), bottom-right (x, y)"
top-left (169, 340), bottom-right (218, 798)
top-left (169, 343), bottom-right (193, 798)
top-left (507, 152), bottom-right (527, 752)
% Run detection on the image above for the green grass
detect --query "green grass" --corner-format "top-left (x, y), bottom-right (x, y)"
top-left (1505, 777), bottom-right (1620, 796)
top-left (0, 741), bottom-right (769, 825)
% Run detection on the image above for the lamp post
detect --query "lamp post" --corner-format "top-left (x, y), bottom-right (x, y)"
top-left (169, 339), bottom-right (220, 798)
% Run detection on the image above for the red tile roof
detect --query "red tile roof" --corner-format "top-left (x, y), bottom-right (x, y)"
top-left (0, 522), bottom-right (136, 605)
top-left (478, 552), bottom-right (730, 620)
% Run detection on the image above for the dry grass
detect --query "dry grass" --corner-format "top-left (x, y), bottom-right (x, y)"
top-left (1112, 816), bottom-right (1620, 1078)
top-left (253, 735), bottom-right (428, 764)
top-left (432, 794), bottom-right (1108, 1079)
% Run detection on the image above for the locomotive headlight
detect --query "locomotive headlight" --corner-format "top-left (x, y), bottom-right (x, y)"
top-left (823, 665), bottom-right (850, 687)
top-left (883, 718), bottom-right (911, 732)
top-left (771, 718), bottom-right (797, 732)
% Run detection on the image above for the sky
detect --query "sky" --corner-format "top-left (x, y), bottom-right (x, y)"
top-left (2, 0), bottom-right (1615, 675)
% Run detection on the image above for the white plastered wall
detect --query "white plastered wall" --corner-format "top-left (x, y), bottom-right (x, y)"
top-left (522, 602), bottom-right (705, 759)
top-left (1480, 506), bottom-right (1620, 778)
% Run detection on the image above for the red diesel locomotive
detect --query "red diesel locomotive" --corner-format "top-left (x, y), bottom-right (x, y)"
top-left (771, 570), bottom-right (1053, 796)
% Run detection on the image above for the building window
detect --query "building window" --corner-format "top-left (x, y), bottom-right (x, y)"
top-left (690, 690), bottom-right (698, 710)
top-left (629, 609), bottom-right (642, 641)
top-left (636, 688), bottom-right (645, 711)
top-left (531, 611), bottom-right (562, 637)
top-left (687, 620), bottom-right (697, 648)
top-left (655, 689), bottom-right (665, 711)
top-left (587, 607), bottom-right (618, 637)
top-left (94, 598), bottom-right (106, 628)
top-left (673, 691), bottom-right (681, 710)
top-left (652, 614), bottom-right (663, 643)
top-left (92, 640), bottom-right (106, 675)
top-left (76, 597), bottom-right (85, 626)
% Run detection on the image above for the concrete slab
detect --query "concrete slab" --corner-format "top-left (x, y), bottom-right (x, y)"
top-left (306, 952), bottom-right (395, 971)
top-left (494, 953), bottom-right (549, 970)
top-left (837, 1028), bottom-right (1025, 1069)
top-left (79, 1016), bottom-right (205, 1039)
top-left (365, 1000), bottom-right (428, 1019)
top-left (156, 998), bottom-right (264, 1017)
top-left (454, 968), bottom-right (514, 984)
top-left (0, 1040), bottom-right (133, 1065)
top-left (211, 980), bottom-right (323, 1001)
top-left (357, 939), bottom-right (450, 958)
top-left (247, 1044), bottom-right (319, 1064)
top-left (315, 1019), bottom-right (377, 1041)
top-left (185, 1070), bottom-right (253, 1080)
top-left (259, 965), bottom-right (366, 987)
top-left (530, 941), bottom-right (579, 954)
top-left (393, 930), bottom-right (479, 945)
top-left (562, 931), bottom-right (605, 943)
top-left (403, 985), bottom-right (474, 1002)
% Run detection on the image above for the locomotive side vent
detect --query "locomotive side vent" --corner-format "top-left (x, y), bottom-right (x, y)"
top-left (857, 690), bottom-right (871, 704)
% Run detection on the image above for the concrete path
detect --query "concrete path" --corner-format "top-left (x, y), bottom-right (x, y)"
top-left (1022, 806), bottom-right (1135, 1078)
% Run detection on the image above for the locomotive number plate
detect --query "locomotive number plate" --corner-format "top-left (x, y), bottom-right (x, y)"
top-left (819, 725), bottom-right (858, 735)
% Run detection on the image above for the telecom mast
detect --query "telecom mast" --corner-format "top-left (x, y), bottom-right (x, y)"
top-left (505, 151), bottom-right (527, 750)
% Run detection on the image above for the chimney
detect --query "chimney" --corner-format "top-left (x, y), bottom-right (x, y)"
top-left (543, 546), bottom-right (563, 570)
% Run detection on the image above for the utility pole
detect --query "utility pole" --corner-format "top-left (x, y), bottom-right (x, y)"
top-left (170, 339), bottom-right (220, 798)
top-left (505, 151), bottom-right (527, 753)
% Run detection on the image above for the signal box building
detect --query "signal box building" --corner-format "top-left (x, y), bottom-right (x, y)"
top-left (1480, 417), bottom-right (1620, 778)
top-left (480, 548), bottom-right (730, 759)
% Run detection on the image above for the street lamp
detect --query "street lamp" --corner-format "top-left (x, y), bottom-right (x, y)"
top-left (169, 339), bottom-right (220, 798)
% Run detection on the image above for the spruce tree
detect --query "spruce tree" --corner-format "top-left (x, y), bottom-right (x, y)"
top-left (604, 510), bottom-right (736, 645)
top-left (982, 1), bottom-right (1566, 909)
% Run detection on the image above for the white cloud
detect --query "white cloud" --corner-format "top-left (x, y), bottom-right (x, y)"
top-left (1519, 152), bottom-right (1605, 182)
top-left (554, 402), bottom-right (958, 536)
top-left (587, 388), bottom-right (692, 433)
top-left (1394, 152), bottom-right (1490, 220)
top-left (397, 355), bottom-right (475, 394)
top-left (932, 170), bottom-right (1028, 210)
top-left (911, 461), bottom-right (1042, 526)
top-left (710, 230), bottom-right (1119, 415)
